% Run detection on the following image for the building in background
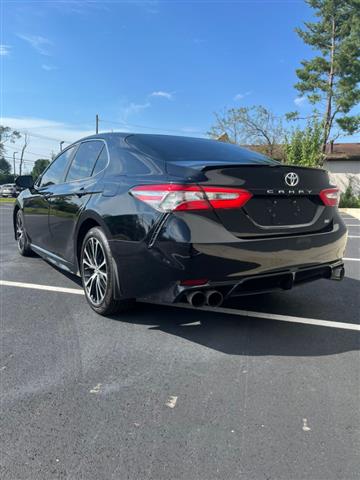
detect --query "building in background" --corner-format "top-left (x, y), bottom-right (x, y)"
top-left (324, 143), bottom-right (360, 194)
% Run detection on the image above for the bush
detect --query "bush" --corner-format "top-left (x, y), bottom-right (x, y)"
top-left (339, 182), bottom-right (360, 208)
top-left (284, 117), bottom-right (323, 167)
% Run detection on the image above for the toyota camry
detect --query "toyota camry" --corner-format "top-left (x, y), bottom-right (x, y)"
top-left (14, 133), bottom-right (347, 315)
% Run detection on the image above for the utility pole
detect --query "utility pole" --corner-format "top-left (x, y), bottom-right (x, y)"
top-left (96, 114), bottom-right (99, 134)
top-left (13, 151), bottom-right (17, 178)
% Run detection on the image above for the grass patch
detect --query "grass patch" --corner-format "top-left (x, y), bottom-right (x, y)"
top-left (0, 197), bottom-right (16, 203)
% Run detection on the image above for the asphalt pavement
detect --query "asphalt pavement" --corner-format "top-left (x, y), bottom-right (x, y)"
top-left (0, 203), bottom-right (359, 480)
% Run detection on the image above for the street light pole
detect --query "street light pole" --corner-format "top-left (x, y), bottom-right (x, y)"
top-left (60, 141), bottom-right (65, 151)
top-left (13, 151), bottom-right (17, 178)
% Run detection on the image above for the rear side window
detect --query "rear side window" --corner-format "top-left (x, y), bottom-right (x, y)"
top-left (92, 146), bottom-right (108, 176)
top-left (66, 141), bottom-right (104, 182)
top-left (40, 146), bottom-right (76, 187)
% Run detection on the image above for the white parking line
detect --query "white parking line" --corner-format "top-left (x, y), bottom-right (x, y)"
top-left (343, 257), bottom-right (360, 262)
top-left (0, 280), bottom-right (84, 295)
top-left (348, 236), bottom-right (360, 239)
top-left (346, 224), bottom-right (360, 227)
top-left (153, 302), bottom-right (360, 332)
top-left (1, 279), bottom-right (359, 332)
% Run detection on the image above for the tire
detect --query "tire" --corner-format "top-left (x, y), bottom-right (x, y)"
top-left (80, 227), bottom-right (134, 316)
top-left (16, 209), bottom-right (34, 257)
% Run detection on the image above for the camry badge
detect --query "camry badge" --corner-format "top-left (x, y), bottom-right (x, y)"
top-left (285, 172), bottom-right (299, 187)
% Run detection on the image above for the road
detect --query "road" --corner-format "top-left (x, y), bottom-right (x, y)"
top-left (0, 204), bottom-right (359, 480)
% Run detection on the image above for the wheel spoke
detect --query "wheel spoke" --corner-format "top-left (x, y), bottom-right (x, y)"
top-left (98, 259), bottom-right (106, 269)
top-left (85, 273), bottom-right (96, 287)
top-left (83, 257), bottom-right (94, 270)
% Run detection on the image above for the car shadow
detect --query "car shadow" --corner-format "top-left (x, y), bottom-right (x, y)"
top-left (45, 261), bottom-right (359, 358)
top-left (108, 276), bottom-right (360, 358)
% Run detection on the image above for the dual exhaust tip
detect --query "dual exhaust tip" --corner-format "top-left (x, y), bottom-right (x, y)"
top-left (330, 265), bottom-right (345, 281)
top-left (186, 289), bottom-right (223, 308)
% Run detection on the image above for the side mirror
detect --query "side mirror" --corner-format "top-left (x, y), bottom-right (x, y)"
top-left (15, 175), bottom-right (34, 189)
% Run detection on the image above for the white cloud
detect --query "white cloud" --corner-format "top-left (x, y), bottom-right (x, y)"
top-left (150, 91), bottom-right (173, 100)
top-left (294, 96), bottom-right (306, 106)
top-left (1, 116), bottom-right (94, 173)
top-left (42, 64), bottom-right (57, 71)
top-left (0, 44), bottom-right (11, 56)
top-left (17, 34), bottom-right (53, 56)
top-left (121, 102), bottom-right (151, 120)
top-left (233, 91), bottom-right (251, 101)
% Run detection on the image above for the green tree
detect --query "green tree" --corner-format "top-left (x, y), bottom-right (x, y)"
top-left (284, 117), bottom-right (324, 167)
top-left (0, 157), bottom-right (11, 174)
top-left (208, 105), bottom-right (286, 159)
top-left (0, 125), bottom-right (21, 159)
top-left (31, 159), bottom-right (50, 180)
top-left (293, 0), bottom-right (360, 150)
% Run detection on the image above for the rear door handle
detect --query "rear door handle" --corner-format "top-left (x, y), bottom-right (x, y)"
top-left (76, 187), bottom-right (86, 198)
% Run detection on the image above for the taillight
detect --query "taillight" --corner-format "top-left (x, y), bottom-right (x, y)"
top-left (130, 184), bottom-right (252, 212)
top-left (320, 188), bottom-right (340, 207)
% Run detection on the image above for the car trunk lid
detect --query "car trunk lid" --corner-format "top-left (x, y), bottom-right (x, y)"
top-left (166, 161), bottom-right (336, 237)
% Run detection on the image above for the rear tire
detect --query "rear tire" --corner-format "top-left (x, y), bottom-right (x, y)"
top-left (80, 227), bottom-right (134, 316)
top-left (16, 210), bottom-right (34, 257)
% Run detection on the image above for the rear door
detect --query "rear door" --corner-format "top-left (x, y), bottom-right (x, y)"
top-left (47, 140), bottom-right (107, 263)
top-left (22, 146), bottom-right (76, 250)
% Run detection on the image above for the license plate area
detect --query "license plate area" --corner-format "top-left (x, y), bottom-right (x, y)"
top-left (244, 196), bottom-right (318, 227)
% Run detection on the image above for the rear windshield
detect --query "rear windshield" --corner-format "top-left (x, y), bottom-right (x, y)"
top-left (126, 134), bottom-right (278, 165)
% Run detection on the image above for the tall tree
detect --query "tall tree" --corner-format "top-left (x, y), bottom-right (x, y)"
top-left (31, 159), bottom-right (50, 180)
top-left (0, 126), bottom-right (21, 159)
top-left (294, 0), bottom-right (360, 150)
top-left (0, 157), bottom-right (11, 174)
top-left (208, 105), bottom-right (286, 158)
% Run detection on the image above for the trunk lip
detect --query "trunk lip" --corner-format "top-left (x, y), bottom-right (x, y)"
top-left (166, 160), bottom-right (327, 174)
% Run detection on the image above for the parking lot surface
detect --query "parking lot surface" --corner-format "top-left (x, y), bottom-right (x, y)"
top-left (1, 203), bottom-right (359, 480)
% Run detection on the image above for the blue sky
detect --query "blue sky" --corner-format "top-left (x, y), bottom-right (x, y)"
top-left (1, 0), bottom-right (332, 168)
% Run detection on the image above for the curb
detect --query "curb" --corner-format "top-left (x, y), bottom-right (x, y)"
top-left (339, 208), bottom-right (360, 220)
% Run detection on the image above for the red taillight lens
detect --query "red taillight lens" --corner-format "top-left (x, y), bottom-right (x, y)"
top-left (320, 188), bottom-right (340, 207)
top-left (130, 184), bottom-right (252, 212)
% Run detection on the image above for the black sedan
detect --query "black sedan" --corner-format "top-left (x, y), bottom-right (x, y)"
top-left (14, 133), bottom-right (347, 315)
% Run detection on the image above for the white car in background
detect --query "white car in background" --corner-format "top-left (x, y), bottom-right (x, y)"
top-left (0, 183), bottom-right (17, 198)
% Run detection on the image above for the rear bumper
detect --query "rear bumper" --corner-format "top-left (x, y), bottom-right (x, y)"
top-left (109, 218), bottom-right (348, 302)
top-left (175, 260), bottom-right (345, 302)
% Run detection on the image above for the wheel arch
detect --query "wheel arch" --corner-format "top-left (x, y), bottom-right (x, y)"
top-left (75, 211), bottom-right (110, 268)
top-left (75, 211), bottom-right (123, 300)
top-left (13, 203), bottom-right (20, 240)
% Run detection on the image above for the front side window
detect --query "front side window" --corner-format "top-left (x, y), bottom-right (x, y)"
top-left (66, 141), bottom-right (104, 182)
top-left (40, 146), bottom-right (76, 187)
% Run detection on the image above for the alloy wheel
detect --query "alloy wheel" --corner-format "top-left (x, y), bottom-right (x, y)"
top-left (16, 212), bottom-right (25, 251)
top-left (82, 237), bottom-right (108, 305)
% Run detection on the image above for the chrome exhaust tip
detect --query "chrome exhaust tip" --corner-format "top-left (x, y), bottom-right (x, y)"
top-left (186, 290), bottom-right (206, 307)
top-left (205, 290), bottom-right (224, 307)
top-left (331, 265), bottom-right (345, 281)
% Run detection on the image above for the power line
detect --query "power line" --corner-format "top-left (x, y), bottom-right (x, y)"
top-left (5, 144), bottom-right (52, 159)
top-left (3, 155), bottom-right (38, 165)
top-left (13, 129), bottom-right (72, 144)
top-left (100, 118), bottom-right (206, 136)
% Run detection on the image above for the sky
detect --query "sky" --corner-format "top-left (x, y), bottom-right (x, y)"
top-left (0, 0), bottom-right (352, 173)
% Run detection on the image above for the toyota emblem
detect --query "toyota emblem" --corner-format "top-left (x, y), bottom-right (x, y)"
top-left (285, 172), bottom-right (299, 187)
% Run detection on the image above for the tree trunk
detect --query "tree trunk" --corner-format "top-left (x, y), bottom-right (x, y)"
top-left (19, 134), bottom-right (29, 176)
top-left (322, 17), bottom-right (336, 153)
